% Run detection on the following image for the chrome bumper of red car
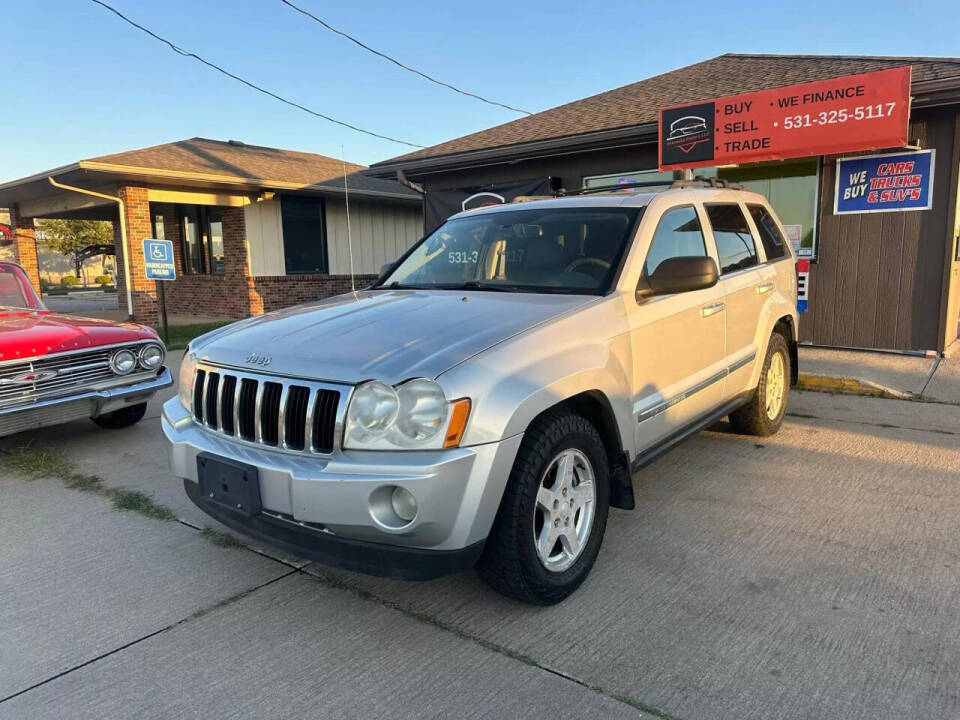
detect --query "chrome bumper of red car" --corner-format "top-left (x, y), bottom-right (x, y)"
top-left (0, 367), bottom-right (172, 437)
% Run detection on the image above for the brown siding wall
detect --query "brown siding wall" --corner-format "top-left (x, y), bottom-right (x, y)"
top-left (802, 108), bottom-right (959, 352)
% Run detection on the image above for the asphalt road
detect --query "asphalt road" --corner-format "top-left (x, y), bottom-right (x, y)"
top-left (42, 292), bottom-right (120, 316)
top-left (2, 356), bottom-right (959, 719)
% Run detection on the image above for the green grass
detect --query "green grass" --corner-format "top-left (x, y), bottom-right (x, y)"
top-left (155, 321), bottom-right (232, 351)
top-left (200, 527), bottom-right (246, 548)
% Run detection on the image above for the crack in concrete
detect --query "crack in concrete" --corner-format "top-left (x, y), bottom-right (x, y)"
top-left (304, 567), bottom-right (681, 720)
top-left (0, 569), bottom-right (298, 706)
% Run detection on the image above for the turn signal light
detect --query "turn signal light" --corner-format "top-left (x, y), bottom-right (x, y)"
top-left (443, 398), bottom-right (471, 448)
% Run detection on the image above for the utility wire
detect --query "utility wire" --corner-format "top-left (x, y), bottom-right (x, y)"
top-left (278, 0), bottom-right (532, 116)
top-left (87, 0), bottom-right (425, 148)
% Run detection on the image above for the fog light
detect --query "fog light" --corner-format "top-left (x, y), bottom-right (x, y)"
top-left (390, 486), bottom-right (417, 522)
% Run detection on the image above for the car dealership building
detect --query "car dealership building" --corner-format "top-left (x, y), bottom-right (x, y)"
top-left (0, 138), bottom-right (423, 323)
top-left (371, 54), bottom-right (960, 355)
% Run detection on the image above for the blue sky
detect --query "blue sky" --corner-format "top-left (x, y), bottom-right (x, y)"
top-left (3, 0), bottom-right (959, 181)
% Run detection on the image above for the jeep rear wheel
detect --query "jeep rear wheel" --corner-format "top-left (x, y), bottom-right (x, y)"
top-left (476, 411), bottom-right (610, 605)
top-left (729, 333), bottom-right (790, 437)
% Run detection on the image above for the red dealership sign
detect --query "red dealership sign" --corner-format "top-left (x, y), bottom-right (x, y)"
top-left (659, 66), bottom-right (911, 170)
top-left (0, 224), bottom-right (12, 247)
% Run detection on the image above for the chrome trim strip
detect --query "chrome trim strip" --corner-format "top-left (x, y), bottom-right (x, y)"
top-left (278, 384), bottom-right (291, 449)
top-left (0, 340), bottom-right (159, 368)
top-left (233, 376), bottom-right (243, 438)
top-left (304, 387), bottom-right (316, 453)
top-left (214, 372), bottom-right (225, 430)
top-left (254, 381), bottom-right (265, 444)
top-left (637, 351), bottom-right (757, 423)
top-left (0, 367), bottom-right (172, 417)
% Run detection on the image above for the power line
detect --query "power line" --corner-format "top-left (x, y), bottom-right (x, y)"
top-left (278, 0), bottom-right (533, 116)
top-left (87, 0), bottom-right (425, 148)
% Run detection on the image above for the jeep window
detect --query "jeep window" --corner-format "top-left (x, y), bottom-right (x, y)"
top-left (747, 204), bottom-right (787, 261)
top-left (643, 206), bottom-right (708, 276)
top-left (706, 204), bottom-right (759, 274)
top-left (379, 207), bottom-right (640, 294)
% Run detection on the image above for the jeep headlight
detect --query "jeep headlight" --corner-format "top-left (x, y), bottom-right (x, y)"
top-left (344, 379), bottom-right (470, 450)
top-left (178, 350), bottom-right (198, 411)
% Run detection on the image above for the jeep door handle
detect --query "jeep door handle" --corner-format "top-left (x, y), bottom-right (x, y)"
top-left (756, 282), bottom-right (775, 295)
top-left (701, 302), bottom-right (725, 317)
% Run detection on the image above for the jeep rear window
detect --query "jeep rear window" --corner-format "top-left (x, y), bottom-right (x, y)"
top-left (379, 207), bottom-right (640, 294)
top-left (705, 204), bottom-right (759, 274)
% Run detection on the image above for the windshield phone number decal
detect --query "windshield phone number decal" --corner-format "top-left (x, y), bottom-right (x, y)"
top-left (659, 66), bottom-right (911, 170)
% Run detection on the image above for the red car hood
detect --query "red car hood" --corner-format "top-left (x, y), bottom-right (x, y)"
top-left (0, 309), bottom-right (157, 362)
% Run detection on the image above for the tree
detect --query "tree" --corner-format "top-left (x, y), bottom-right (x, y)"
top-left (36, 219), bottom-right (114, 280)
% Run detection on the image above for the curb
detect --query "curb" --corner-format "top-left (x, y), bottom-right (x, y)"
top-left (795, 373), bottom-right (913, 401)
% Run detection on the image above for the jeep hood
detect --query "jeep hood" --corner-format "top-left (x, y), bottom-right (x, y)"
top-left (192, 290), bottom-right (594, 385)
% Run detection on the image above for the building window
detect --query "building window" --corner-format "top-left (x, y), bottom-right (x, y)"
top-left (706, 204), bottom-right (758, 274)
top-left (180, 206), bottom-right (224, 275)
top-left (280, 196), bottom-right (328, 274)
top-left (152, 214), bottom-right (165, 240)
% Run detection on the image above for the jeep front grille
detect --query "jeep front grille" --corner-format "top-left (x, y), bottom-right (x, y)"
top-left (191, 365), bottom-right (346, 454)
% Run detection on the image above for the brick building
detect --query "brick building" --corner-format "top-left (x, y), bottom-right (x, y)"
top-left (0, 138), bottom-right (423, 323)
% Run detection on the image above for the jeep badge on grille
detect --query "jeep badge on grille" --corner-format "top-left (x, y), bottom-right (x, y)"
top-left (245, 352), bottom-right (272, 367)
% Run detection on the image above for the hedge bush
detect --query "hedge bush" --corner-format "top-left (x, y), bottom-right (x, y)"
top-left (61, 276), bottom-right (81, 287)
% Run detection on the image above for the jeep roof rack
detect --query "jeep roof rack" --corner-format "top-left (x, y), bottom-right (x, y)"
top-left (556, 175), bottom-right (747, 197)
top-left (669, 176), bottom-right (747, 191)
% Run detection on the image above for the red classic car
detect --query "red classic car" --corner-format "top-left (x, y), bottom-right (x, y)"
top-left (0, 261), bottom-right (172, 437)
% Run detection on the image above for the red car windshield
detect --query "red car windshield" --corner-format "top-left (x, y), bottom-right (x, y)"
top-left (0, 264), bottom-right (45, 311)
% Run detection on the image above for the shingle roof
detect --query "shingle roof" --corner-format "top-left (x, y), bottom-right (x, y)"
top-left (85, 137), bottom-right (419, 197)
top-left (377, 53), bottom-right (960, 167)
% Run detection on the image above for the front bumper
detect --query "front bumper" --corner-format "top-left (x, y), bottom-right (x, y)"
top-left (0, 367), bottom-right (173, 437)
top-left (162, 397), bottom-right (523, 579)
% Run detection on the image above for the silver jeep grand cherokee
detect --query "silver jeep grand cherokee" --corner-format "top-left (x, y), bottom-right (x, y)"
top-left (163, 182), bottom-right (798, 604)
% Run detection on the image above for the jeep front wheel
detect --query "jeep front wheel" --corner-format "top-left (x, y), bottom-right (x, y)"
top-left (476, 412), bottom-right (610, 605)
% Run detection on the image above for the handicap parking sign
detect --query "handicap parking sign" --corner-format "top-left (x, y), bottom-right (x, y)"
top-left (143, 238), bottom-right (176, 280)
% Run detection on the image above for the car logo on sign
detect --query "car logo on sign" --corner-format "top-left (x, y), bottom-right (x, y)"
top-left (245, 353), bottom-right (272, 367)
top-left (3, 370), bottom-right (59, 385)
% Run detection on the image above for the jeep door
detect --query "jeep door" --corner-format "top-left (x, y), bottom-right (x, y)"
top-left (703, 202), bottom-right (776, 399)
top-left (628, 203), bottom-right (726, 451)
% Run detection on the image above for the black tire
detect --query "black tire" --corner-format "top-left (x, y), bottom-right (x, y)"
top-left (92, 402), bottom-right (148, 430)
top-left (729, 333), bottom-right (790, 437)
top-left (476, 411), bottom-right (610, 605)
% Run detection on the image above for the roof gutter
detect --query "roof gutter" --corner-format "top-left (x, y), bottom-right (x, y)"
top-left (48, 177), bottom-right (134, 320)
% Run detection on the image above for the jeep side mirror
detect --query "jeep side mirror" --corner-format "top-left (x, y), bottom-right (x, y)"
top-left (636, 256), bottom-right (719, 299)
top-left (380, 262), bottom-right (394, 276)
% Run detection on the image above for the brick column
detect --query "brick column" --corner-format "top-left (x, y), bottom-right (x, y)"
top-left (116, 185), bottom-right (157, 324)
top-left (9, 205), bottom-right (41, 293)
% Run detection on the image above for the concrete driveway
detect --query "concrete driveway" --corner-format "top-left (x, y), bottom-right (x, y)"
top-left (2, 353), bottom-right (959, 719)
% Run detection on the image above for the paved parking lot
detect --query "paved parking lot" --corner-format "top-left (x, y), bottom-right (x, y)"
top-left (2, 352), bottom-right (959, 719)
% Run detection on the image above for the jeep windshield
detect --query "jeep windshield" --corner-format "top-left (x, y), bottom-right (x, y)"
top-left (377, 206), bottom-right (641, 295)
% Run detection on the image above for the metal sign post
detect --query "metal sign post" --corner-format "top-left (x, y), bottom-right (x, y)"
top-left (143, 238), bottom-right (176, 345)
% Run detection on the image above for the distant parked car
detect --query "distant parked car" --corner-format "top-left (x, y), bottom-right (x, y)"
top-left (0, 261), bottom-right (171, 437)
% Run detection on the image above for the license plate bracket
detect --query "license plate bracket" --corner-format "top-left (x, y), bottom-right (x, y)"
top-left (197, 453), bottom-right (261, 518)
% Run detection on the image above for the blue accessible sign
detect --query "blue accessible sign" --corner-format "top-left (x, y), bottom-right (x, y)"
top-left (834, 149), bottom-right (935, 215)
top-left (143, 238), bottom-right (176, 280)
